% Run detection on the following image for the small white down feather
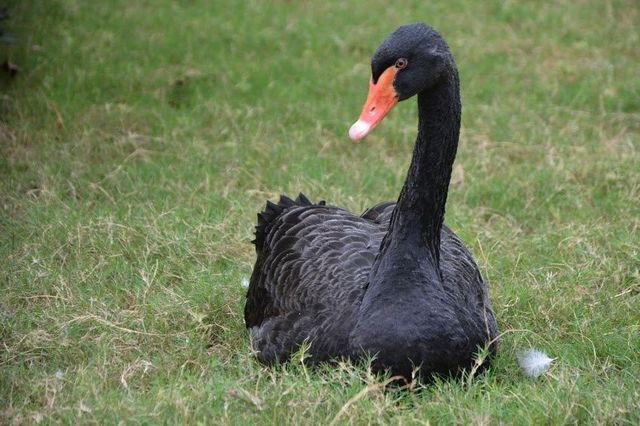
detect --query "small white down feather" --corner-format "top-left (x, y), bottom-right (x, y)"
top-left (517, 348), bottom-right (554, 378)
top-left (240, 276), bottom-right (250, 289)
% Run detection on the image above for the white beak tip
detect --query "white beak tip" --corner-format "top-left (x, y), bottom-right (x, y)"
top-left (348, 120), bottom-right (371, 141)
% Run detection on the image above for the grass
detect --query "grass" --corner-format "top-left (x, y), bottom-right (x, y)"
top-left (1, 0), bottom-right (638, 423)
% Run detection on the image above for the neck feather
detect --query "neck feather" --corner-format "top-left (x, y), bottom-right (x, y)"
top-left (380, 69), bottom-right (461, 265)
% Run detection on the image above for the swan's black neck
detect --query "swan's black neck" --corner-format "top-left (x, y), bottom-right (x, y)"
top-left (383, 68), bottom-right (461, 267)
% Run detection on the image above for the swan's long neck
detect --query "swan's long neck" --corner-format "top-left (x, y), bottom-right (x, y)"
top-left (381, 69), bottom-right (461, 268)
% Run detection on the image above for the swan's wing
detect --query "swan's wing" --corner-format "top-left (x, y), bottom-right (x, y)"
top-left (440, 225), bottom-right (497, 344)
top-left (245, 196), bottom-right (385, 330)
top-left (245, 196), bottom-right (387, 363)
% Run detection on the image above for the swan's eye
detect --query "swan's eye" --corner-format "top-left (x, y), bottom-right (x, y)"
top-left (395, 58), bottom-right (408, 69)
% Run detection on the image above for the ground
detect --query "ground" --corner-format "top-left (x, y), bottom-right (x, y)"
top-left (1, 0), bottom-right (638, 424)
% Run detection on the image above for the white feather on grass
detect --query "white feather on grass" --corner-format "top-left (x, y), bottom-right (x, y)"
top-left (517, 348), bottom-right (554, 378)
top-left (240, 276), bottom-right (250, 289)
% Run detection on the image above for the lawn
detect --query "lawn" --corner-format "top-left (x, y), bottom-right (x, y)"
top-left (1, 0), bottom-right (639, 424)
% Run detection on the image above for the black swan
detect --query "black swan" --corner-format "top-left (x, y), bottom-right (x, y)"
top-left (244, 23), bottom-right (497, 380)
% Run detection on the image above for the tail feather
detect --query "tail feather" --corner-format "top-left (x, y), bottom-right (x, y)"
top-left (253, 192), bottom-right (323, 250)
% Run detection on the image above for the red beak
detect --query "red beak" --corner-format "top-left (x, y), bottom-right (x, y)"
top-left (348, 65), bottom-right (399, 141)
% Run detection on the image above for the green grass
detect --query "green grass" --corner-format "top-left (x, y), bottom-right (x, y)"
top-left (1, 0), bottom-right (639, 423)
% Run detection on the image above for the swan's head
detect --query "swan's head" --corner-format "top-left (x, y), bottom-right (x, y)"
top-left (349, 23), bottom-right (454, 141)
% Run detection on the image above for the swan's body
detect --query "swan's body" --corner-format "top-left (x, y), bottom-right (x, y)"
top-left (245, 23), bottom-right (497, 380)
